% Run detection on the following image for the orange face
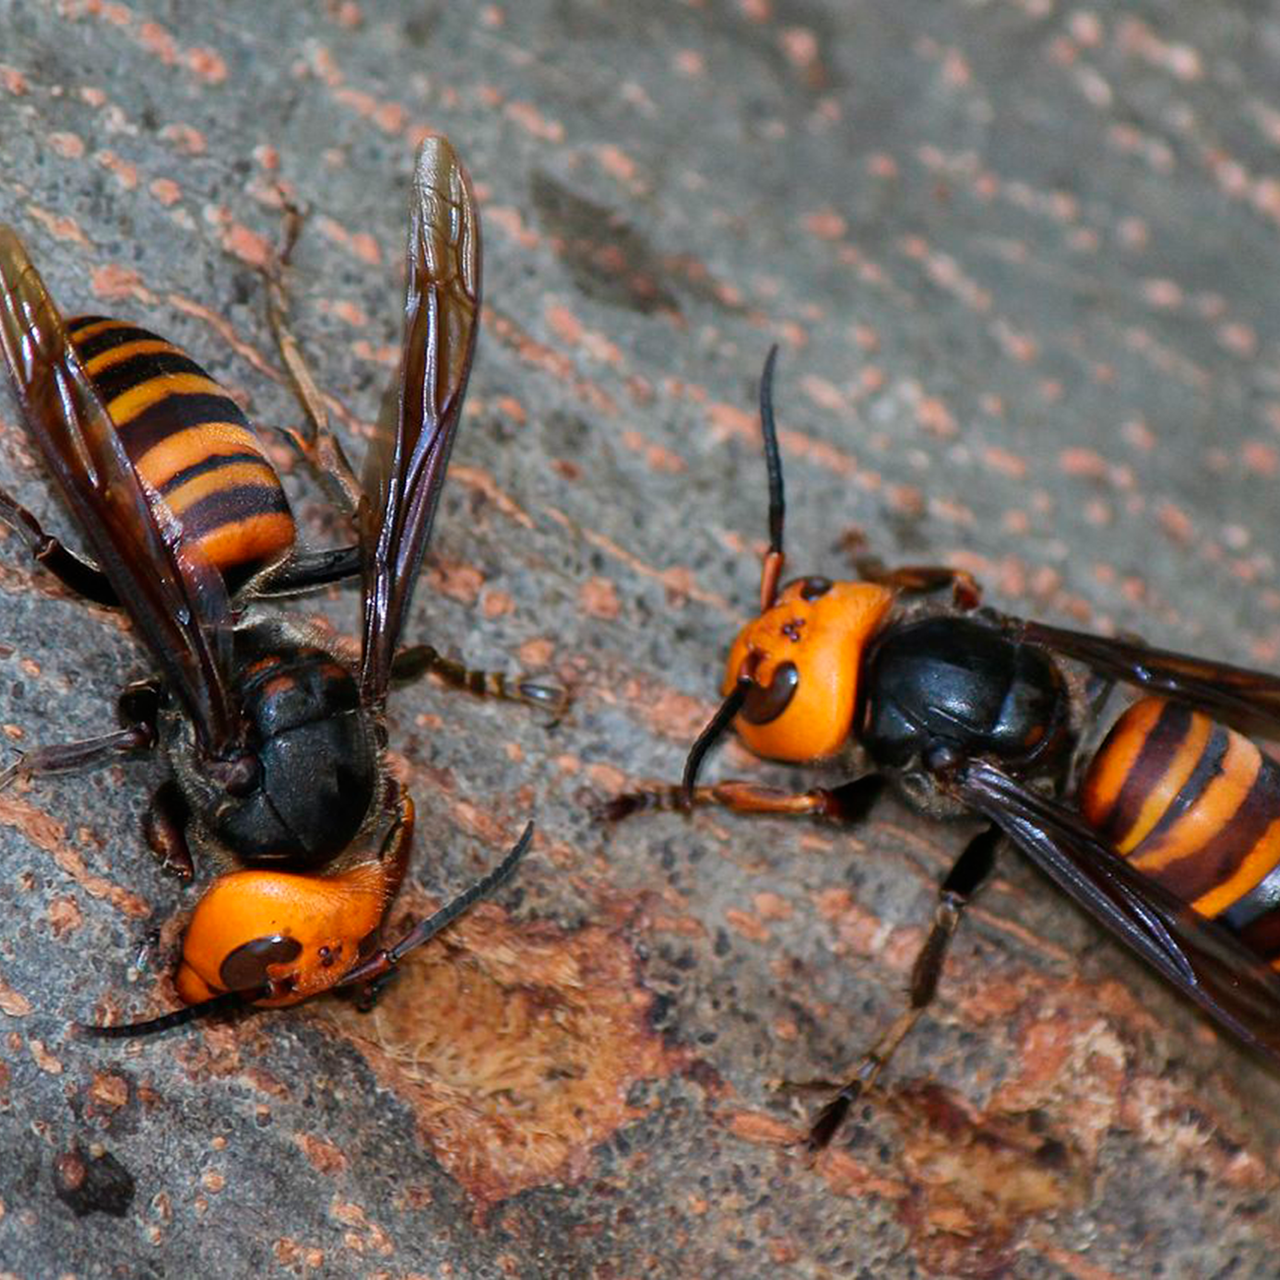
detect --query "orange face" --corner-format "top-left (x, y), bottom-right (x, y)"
top-left (175, 861), bottom-right (399, 1008)
top-left (723, 577), bottom-right (894, 762)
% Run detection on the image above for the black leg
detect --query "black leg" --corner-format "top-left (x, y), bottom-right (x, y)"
top-left (604, 775), bottom-right (885, 824)
top-left (390, 644), bottom-right (568, 717)
top-left (807, 821), bottom-right (1001, 1150)
top-left (0, 489), bottom-right (118, 606)
top-left (253, 544), bottom-right (362, 597)
top-left (142, 781), bottom-right (194, 880)
top-left (0, 679), bottom-right (161, 789)
top-left (853, 556), bottom-right (982, 611)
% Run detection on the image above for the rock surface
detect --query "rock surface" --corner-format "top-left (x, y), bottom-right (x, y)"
top-left (1, 1), bottom-right (1279, 1276)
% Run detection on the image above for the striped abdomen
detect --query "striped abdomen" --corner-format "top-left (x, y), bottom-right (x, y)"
top-left (68, 315), bottom-right (295, 592)
top-left (1080, 696), bottom-right (1280, 963)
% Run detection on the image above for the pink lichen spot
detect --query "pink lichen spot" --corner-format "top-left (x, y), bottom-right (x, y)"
top-left (1121, 418), bottom-right (1155, 451)
top-left (79, 86), bottom-right (108, 107)
top-left (481, 589), bottom-right (514, 619)
top-left (596, 144), bottom-right (639, 186)
top-left (224, 223), bottom-right (272, 269)
top-left (739, 0), bottom-right (771, 20)
top-left (982, 446), bottom-right (1027, 480)
top-left (0, 65), bottom-right (30, 95)
top-left (330, 299), bottom-right (369, 327)
top-left (753, 892), bottom-right (793, 922)
top-left (545, 304), bottom-right (584, 347)
top-left (253, 144), bottom-right (280, 172)
top-left (673, 48), bottom-right (706, 77)
top-left (374, 101), bottom-right (408, 135)
top-left (138, 20), bottom-right (177, 63)
top-left (483, 206), bottom-right (539, 250)
top-left (579, 577), bottom-right (620, 621)
top-left (100, 4), bottom-right (131, 27)
top-left (800, 376), bottom-right (846, 414)
top-left (149, 177), bottom-right (182, 207)
top-left (725, 909), bottom-right (770, 944)
top-left (504, 101), bottom-right (564, 143)
top-left (703, 400), bottom-right (757, 444)
top-left (866, 152), bottom-right (898, 179)
top-left (780, 27), bottom-right (820, 70)
top-left (915, 396), bottom-right (958, 439)
top-left (803, 209), bottom-right (846, 241)
top-left (993, 323), bottom-right (1038, 363)
top-left (1218, 322), bottom-right (1257, 357)
top-left (28, 208), bottom-right (89, 246)
top-left (479, 4), bottom-right (504, 27)
top-left (96, 150), bottom-right (139, 190)
top-left (48, 132), bottom-right (86, 159)
top-left (333, 1), bottom-right (363, 27)
top-left (1142, 278), bottom-right (1182, 309)
top-left (1069, 11), bottom-right (1104, 45)
top-left (184, 46), bottom-right (228, 85)
top-left (161, 123), bottom-right (206, 155)
top-left (1156, 501), bottom-right (1193, 545)
top-left (941, 47), bottom-right (971, 88)
top-left (1242, 441), bottom-right (1279, 477)
top-left (1059, 447), bottom-right (1109, 480)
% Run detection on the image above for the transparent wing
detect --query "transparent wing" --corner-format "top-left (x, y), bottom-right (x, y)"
top-left (0, 227), bottom-right (237, 753)
top-left (358, 137), bottom-right (481, 706)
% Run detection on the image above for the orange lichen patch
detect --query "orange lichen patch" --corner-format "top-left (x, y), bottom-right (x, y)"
top-left (87, 1072), bottom-right (129, 1111)
top-left (579, 576), bottom-right (621, 620)
top-left (295, 1133), bottom-right (348, 1176)
top-left (0, 795), bottom-right (149, 917)
top-left (725, 1109), bottom-right (801, 1146)
top-left (879, 1082), bottom-right (1091, 1278)
top-left (26, 206), bottom-right (90, 246)
top-left (504, 101), bottom-right (564, 143)
top-left (326, 902), bottom-right (685, 1208)
top-left (90, 264), bottom-right (155, 304)
top-left (0, 977), bottom-right (32, 1017)
top-left (0, 64), bottom-right (29, 94)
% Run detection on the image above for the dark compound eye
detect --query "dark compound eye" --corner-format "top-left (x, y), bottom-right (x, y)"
top-left (219, 934), bottom-right (302, 992)
top-left (742, 661), bottom-right (799, 724)
top-left (799, 576), bottom-right (832, 601)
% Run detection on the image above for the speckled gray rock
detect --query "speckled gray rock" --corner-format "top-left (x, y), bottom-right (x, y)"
top-left (1, 2), bottom-right (1280, 1277)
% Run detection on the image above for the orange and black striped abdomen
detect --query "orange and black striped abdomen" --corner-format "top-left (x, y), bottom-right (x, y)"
top-left (68, 315), bottom-right (295, 592)
top-left (1080, 696), bottom-right (1280, 961)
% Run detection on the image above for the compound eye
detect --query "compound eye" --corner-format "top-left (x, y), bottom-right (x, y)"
top-left (799, 576), bottom-right (832, 601)
top-left (742, 661), bottom-right (799, 724)
top-left (219, 934), bottom-right (302, 992)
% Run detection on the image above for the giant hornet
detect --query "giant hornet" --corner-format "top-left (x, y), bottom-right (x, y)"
top-left (609, 346), bottom-right (1280, 1149)
top-left (0, 137), bottom-right (557, 1035)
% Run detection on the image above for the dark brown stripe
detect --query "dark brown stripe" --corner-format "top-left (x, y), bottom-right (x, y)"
top-left (89, 350), bottom-right (211, 404)
top-left (179, 484), bottom-right (291, 539)
top-left (65, 314), bottom-right (113, 340)
top-left (1236, 904), bottom-right (1280, 962)
top-left (1137, 721), bottom-right (1231, 848)
top-left (1098, 700), bottom-right (1194, 844)
top-left (157, 451), bottom-right (267, 498)
top-left (1145, 755), bottom-right (1280, 905)
top-left (116, 392), bottom-right (252, 459)
top-left (70, 321), bottom-right (168, 362)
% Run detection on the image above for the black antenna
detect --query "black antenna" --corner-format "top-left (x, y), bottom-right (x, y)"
top-left (757, 345), bottom-right (786, 610)
top-left (338, 821), bottom-right (535, 987)
top-left (682, 682), bottom-right (750, 805)
top-left (77, 986), bottom-right (264, 1039)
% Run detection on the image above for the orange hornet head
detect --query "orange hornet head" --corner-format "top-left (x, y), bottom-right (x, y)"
top-left (174, 861), bottom-right (401, 1008)
top-left (176, 795), bottom-right (415, 1011)
top-left (723, 577), bottom-right (894, 762)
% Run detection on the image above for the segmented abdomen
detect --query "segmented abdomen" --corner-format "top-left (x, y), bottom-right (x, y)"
top-left (1080, 696), bottom-right (1280, 961)
top-left (68, 315), bottom-right (295, 591)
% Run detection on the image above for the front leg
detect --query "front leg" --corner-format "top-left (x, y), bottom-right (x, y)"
top-left (390, 644), bottom-right (569, 718)
top-left (0, 678), bottom-right (161, 788)
top-left (603, 775), bottom-right (885, 823)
